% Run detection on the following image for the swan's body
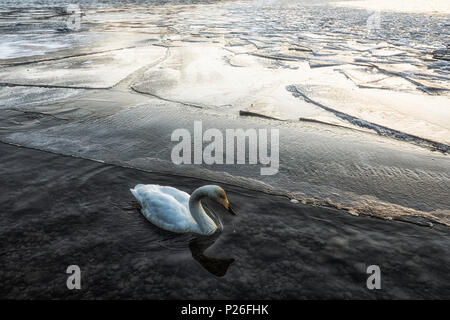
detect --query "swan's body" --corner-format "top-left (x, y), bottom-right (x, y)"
top-left (130, 184), bottom-right (235, 235)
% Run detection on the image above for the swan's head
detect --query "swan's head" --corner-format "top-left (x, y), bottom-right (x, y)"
top-left (209, 186), bottom-right (236, 215)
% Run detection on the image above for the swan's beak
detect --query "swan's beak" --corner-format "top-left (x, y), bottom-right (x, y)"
top-left (227, 206), bottom-right (236, 215)
top-left (222, 198), bottom-right (236, 215)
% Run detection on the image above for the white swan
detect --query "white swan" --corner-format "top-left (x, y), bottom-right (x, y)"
top-left (130, 184), bottom-right (235, 235)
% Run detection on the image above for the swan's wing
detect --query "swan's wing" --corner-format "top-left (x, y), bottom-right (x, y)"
top-left (131, 184), bottom-right (189, 206)
top-left (130, 184), bottom-right (196, 233)
top-left (154, 185), bottom-right (190, 207)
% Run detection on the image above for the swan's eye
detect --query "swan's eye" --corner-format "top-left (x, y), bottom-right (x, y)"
top-left (216, 189), bottom-right (224, 198)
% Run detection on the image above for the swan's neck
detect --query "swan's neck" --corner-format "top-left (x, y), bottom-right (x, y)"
top-left (189, 186), bottom-right (217, 235)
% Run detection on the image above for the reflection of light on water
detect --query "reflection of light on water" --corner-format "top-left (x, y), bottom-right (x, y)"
top-left (0, 33), bottom-right (100, 60)
top-left (0, 37), bottom-right (68, 59)
top-left (333, 0), bottom-right (450, 14)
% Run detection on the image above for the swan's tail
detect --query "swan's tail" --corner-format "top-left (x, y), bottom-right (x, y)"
top-left (130, 184), bottom-right (145, 204)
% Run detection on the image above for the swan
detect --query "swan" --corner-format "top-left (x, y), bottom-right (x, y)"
top-left (130, 184), bottom-right (235, 235)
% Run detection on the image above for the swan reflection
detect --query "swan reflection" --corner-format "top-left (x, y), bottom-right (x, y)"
top-left (189, 233), bottom-right (235, 277)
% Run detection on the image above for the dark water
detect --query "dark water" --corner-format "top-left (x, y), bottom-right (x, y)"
top-left (1, 142), bottom-right (449, 299)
